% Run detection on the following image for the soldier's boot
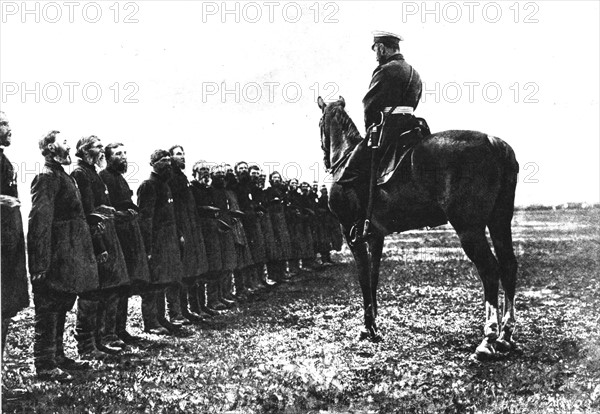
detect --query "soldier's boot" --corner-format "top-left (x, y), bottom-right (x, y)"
top-left (180, 283), bottom-right (206, 323)
top-left (289, 259), bottom-right (301, 275)
top-left (141, 291), bottom-right (170, 336)
top-left (232, 270), bottom-right (247, 300)
top-left (320, 251), bottom-right (333, 265)
top-left (95, 295), bottom-right (122, 355)
top-left (244, 267), bottom-right (259, 293)
top-left (266, 261), bottom-right (284, 284)
top-left (207, 281), bottom-right (227, 311)
top-left (252, 264), bottom-right (268, 290)
top-left (195, 283), bottom-right (218, 317)
top-left (1, 317), bottom-right (10, 357)
top-left (76, 298), bottom-right (104, 360)
top-left (166, 284), bottom-right (191, 326)
top-left (157, 290), bottom-right (182, 332)
top-left (222, 271), bottom-right (238, 302)
top-left (116, 293), bottom-right (142, 344)
top-left (102, 292), bottom-right (128, 350)
top-left (55, 311), bottom-right (90, 371)
top-left (35, 311), bottom-right (72, 381)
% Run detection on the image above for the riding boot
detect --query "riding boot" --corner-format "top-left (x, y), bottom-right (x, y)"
top-left (141, 290), bottom-right (169, 335)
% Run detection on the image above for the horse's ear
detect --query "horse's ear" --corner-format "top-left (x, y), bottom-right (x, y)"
top-left (317, 96), bottom-right (326, 111)
top-left (339, 96), bottom-right (345, 107)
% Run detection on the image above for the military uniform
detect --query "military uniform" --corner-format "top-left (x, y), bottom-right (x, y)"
top-left (71, 160), bottom-right (130, 354)
top-left (1, 148), bottom-right (30, 353)
top-left (137, 172), bottom-right (184, 332)
top-left (166, 166), bottom-right (209, 323)
top-left (99, 165), bottom-right (151, 342)
top-left (28, 160), bottom-right (99, 374)
top-left (264, 182), bottom-right (293, 281)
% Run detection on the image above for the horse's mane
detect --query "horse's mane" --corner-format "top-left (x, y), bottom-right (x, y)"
top-left (328, 102), bottom-right (363, 145)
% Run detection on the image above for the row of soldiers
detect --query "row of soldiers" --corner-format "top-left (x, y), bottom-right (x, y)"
top-left (0, 111), bottom-right (343, 384)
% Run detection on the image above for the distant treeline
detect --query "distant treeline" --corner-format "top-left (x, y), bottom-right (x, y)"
top-left (515, 202), bottom-right (600, 211)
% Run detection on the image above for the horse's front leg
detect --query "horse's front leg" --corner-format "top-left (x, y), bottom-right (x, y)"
top-left (349, 235), bottom-right (383, 343)
top-left (368, 235), bottom-right (385, 331)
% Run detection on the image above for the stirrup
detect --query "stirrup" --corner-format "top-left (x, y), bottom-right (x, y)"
top-left (349, 220), bottom-right (372, 247)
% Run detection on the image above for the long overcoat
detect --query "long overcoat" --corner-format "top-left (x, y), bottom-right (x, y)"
top-left (235, 180), bottom-right (267, 265)
top-left (99, 166), bottom-right (150, 290)
top-left (190, 180), bottom-right (223, 274)
top-left (72, 161), bottom-right (129, 291)
top-left (27, 160), bottom-right (99, 294)
top-left (264, 185), bottom-right (292, 261)
top-left (137, 172), bottom-right (184, 286)
top-left (168, 168), bottom-right (208, 280)
top-left (1, 149), bottom-right (29, 317)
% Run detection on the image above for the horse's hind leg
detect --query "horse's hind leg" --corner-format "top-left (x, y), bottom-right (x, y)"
top-left (488, 212), bottom-right (518, 351)
top-left (454, 226), bottom-right (503, 358)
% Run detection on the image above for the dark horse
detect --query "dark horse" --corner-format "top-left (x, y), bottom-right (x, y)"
top-left (318, 96), bottom-right (519, 359)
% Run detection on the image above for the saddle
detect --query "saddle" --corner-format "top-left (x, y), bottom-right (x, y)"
top-left (376, 117), bottom-right (430, 186)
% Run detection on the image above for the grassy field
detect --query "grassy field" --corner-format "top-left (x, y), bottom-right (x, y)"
top-left (2, 209), bottom-right (599, 413)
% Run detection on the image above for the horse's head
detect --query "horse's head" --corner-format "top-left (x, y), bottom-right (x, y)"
top-left (318, 95), bottom-right (362, 172)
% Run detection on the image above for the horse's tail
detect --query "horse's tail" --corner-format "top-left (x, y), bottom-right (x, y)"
top-left (487, 136), bottom-right (519, 294)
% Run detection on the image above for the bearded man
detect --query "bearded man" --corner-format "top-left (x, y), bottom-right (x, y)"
top-left (1, 111), bottom-right (30, 392)
top-left (234, 161), bottom-right (267, 293)
top-left (137, 150), bottom-right (185, 334)
top-left (28, 131), bottom-right (99, 381)
top-left (264, 171), bottom-right (293, 282)
top-left (165, 145), bottom-right (209, 325)
top-left (71, 136), bottom-right (130, 358)
top-left (99, 143), bottom-right (151, 344)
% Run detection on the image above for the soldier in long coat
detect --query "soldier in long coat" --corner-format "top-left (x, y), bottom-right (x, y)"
top-left (71, 136), bottom-right (130, 356)
top-left (190, 161), bottom-right (232, 316)
top-left (28, 131), bottom-right (99, 381)
top-left (298, 182), bottom-right (317, 269)
top-left (249, 165), bottom-right (277, 285)
top-left (165, 145), bottom-right (209, 324)
top-left (99, 142), bottom-right (151, 344)
top-left (1, 112), bottom-right (29, 371)
top-left (137, 150), bottom-right (185, 334)
top-left (234, 161), bottom-right (267, 293)
top-left (264, 171), bottom-right (293, 282)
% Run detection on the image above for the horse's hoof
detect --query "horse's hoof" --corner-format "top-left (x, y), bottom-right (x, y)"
top-left (474, 339), bottom-right (496, 361)
top-left (494, 339), bottom-right (513, 353)
top-left (358, 330), bottom-right (383, 343)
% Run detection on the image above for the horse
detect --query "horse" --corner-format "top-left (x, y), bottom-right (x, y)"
top-left (317, 96), bottom-right (519, 359)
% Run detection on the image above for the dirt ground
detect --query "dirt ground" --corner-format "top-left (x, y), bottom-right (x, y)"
top-left (2, 208), bottom-right (599, 413)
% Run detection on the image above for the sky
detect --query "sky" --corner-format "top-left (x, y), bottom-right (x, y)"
top-left (1, 0), bottom-right (599, 209)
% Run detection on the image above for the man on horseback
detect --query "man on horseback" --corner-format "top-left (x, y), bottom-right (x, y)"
top-left (340, 31), bottom-right (427, 243)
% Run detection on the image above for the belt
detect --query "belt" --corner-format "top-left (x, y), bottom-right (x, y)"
top-left (383, 106), bottom-right (414, 115)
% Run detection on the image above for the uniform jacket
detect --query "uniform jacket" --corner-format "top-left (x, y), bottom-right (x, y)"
top-left (27, 160), bottom-right (99, 294)
top-left (190, 180), bottom-right (223, 274)
top-left (168, 168), bottom-right (208, 279)
top-left (1, 148), bottom-right (29, 316)
top-left (99, 166), bottom-right (150, 289)
top-left (235, 178), bottom-right (267, 265)
top-left (71, 160), bottom-right (129, 291)
top-left (362, 53), bottom-right (422, 128)
top-left (263, 185), bottom-right (292, 261)
top-left (137, 172), bottom-right (184, 286)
